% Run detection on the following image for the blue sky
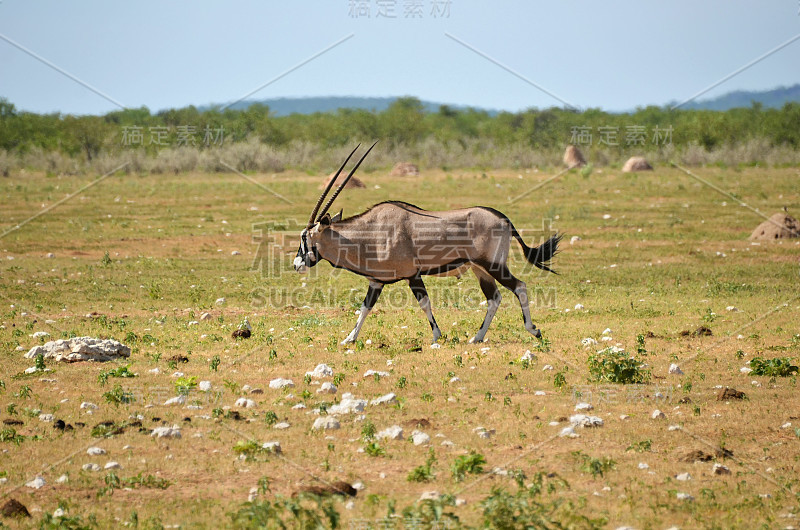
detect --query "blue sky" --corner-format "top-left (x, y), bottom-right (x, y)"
top-left (1, 1), bottom-right (799, 115)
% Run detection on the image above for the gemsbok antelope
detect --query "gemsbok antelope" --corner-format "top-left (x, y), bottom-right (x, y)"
top-left (294, 142), bottom-right (562, 345)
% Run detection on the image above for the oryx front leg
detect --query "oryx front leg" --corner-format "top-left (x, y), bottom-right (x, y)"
top-left (342, 281), bottom-right (384, 345)
top-left (409, 276), bottom-right (441, 344)
top-left (470, 277), bottom-right (501, 344)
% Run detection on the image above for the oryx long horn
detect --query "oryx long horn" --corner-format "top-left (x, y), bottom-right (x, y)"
top-left (307, 144), bottom-right (361, 228)
top-left (317, 140), bottom-right (378, 222)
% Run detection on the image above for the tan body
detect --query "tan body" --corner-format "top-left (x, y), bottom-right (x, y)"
top-left (316, 202), bottom-right (511, 283)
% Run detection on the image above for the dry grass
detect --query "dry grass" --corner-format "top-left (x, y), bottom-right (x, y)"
top-left (0, 166), bottom-right (799, 528)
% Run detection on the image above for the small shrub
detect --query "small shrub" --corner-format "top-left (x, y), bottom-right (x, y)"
top-left (0, 427), bottom-right (24, 445)
top-left (749, 357), bottom-right (798, 377)
top-left (626, 439), bottom-right (652, 453)
top-left (572, 451), bottom-right (616, 478)
top-left (103, 384), bottom-right (135, 407)
top-left (364, 442), bottom-right (386, 457)
top-left (98, 364), bottom-right (136, 386)
top-left (451, 451), bottom-right (486, 482)
top-left (587, 347), bottom-right (650, 384)
top-left (232, 440), bottom-right (270, 461)
top-left (407, 449), bottom-right (437, 482)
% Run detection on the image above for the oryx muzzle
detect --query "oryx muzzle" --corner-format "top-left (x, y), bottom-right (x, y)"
top-left (295, 142), bottom-right (562, 345)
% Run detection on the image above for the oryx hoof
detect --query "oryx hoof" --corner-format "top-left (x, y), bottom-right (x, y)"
top-left (532, 328), bottom-right (542, 339)
top-left (468, 336), bottom-right (483, 344)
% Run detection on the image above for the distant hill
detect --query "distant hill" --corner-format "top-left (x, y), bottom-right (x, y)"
top-left (202, 96), bottom-right (500, 116)
top-left (199, 84), bottom-right (800, 116)
top-left (671, 84), bottom-right (800, 111)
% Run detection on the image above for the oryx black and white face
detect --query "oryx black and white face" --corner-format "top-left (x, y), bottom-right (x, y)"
top-left (293, 225), bottom-right (323, 273)
top-left (294, 142), bottom-right (376, 275)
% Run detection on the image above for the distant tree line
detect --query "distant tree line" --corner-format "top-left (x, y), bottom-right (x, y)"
top-left (0, 96), bottom-right (798, 166)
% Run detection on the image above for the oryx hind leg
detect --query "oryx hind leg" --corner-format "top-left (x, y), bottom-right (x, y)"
top-left (488, 265), bottom-right (541, 339)
top-left (342, 281), bottom-right (384, 345)
top-left (409, 276), bottom-right (441, 344)
top-left (469, 268), bottom-right (502, 344)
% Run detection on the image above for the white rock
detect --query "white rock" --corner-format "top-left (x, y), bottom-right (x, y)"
top-left (726, 306), bottom-right (739, 312)
top-left (363, 369), bottom-right (390, 379)
top-left (411, 431), bottom-right (431, 446)
top-left (273, 422), bottom-right (291, 430)
top-left (269, 378), bottom-right (294, 389)
top-left (542, 364), bottom-right (554, 371)
top-left (520, 350), bottom-right (536, 362)
top-left (171, 371), bottom-right (184, 378)
top-left (569, 236), bottom-right (581, 245)
top-left (574, 402), bottom-right (593, 412)
top-left (712, 463), bottom-right (731, 475)
top-left (104, 461), bottom-right (121, 470)
top-left (740, 366), bottom-right (752, 374)
top-left (164, 395), bottom-right (186, 406)
top-left (328, 397), bottom-right (367, 415)
top-left (199, 381), bottom-right (212, 392)
top-left (376, 425), bottom-right (403, 440)
top-left (345, 501), bottom-right (355, 510)
top-left (638, 462), bottom-right (649, 469)
top-left (430, 343), bottom-right (441, 349)
top-left (26, 476), bottom-right (46, 489)
top-left (53, 508), bottom-right (65, 518)
top-left (151, 425), bottom-right (182, 438)
top-left (449, 376), bottom-right (461, 383)
top-left (82, 464), bottom-right (101, 472)
top-left (668, 425), bottom-right (681, 431)
top-left (420, 491), bottom-right (441, 501)
top-left (370, 393), bottom-right (396, 406)
top-left (215, 297), bottom-right (226, 305)
top-left (25, 336), bottom-right (130, 362)
top-left (676, 472), bottom-right (691, 481)
top-left (570, 414), bottom-right (604, 428)
top-left (235, 398), bottom-right (256, 408)
top-left (261, 441), bottom-right (282, 454)
top-left (291, 403), bottom-right (306, 410)
top-left (188, 321), bottom-right (199, 327)
top-left (317, 382), bottom-right (338, 394)
top-left (87, 447), bottom-right (106, 456)
top-left (39, 413), bottom-right (55, 422)
top-left (200, 312), bottom-right (212, 321)
top-left (32, 331), bottom-right (50, 338)
top-left (574, 303), bottom-right (584, 311)
top-left (80, 402), bottom-right (98, 410)
top-left (148, 368), bottom-right (160, 374)
top-left (668, 363), bottom-right (683, 375)
top-left (55, 474), bottom-right (69, 484)
top-left (306, 363), bottom-right (334, 379)
top-left (559, 425), bottom-right (578, 438)
top-left (651, 410), bottom-right (666, 420)
top-left (676, 492), bottom-right (694, 501)
top-left (312, 416), bottom-right (340, 430)
top-left (781, 422), bottom-right (792, 429)
top-left (231, 250), bottom-right (241, 256)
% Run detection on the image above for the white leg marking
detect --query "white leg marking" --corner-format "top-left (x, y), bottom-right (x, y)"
top-left (470, 294), bottom-right (501, 343)
top-left (342, 305), bottom-right (370, 345)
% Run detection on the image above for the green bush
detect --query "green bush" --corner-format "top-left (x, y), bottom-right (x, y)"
top-left (749, 357), bottom-right (798, 377)
top-left (587, 347), bottom-right (650, 384)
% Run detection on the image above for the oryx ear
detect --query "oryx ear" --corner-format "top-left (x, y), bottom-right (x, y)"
top-left (319, 213), bottom-right (332, 226)
top-left (331, 209), bottom-right (343, 223)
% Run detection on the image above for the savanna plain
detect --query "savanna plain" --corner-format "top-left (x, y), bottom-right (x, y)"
top-left (0, 164), bottom-right (799, 529)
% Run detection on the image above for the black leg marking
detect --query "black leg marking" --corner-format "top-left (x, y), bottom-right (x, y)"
top-left (409, 276), bottom-right (441, 342)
